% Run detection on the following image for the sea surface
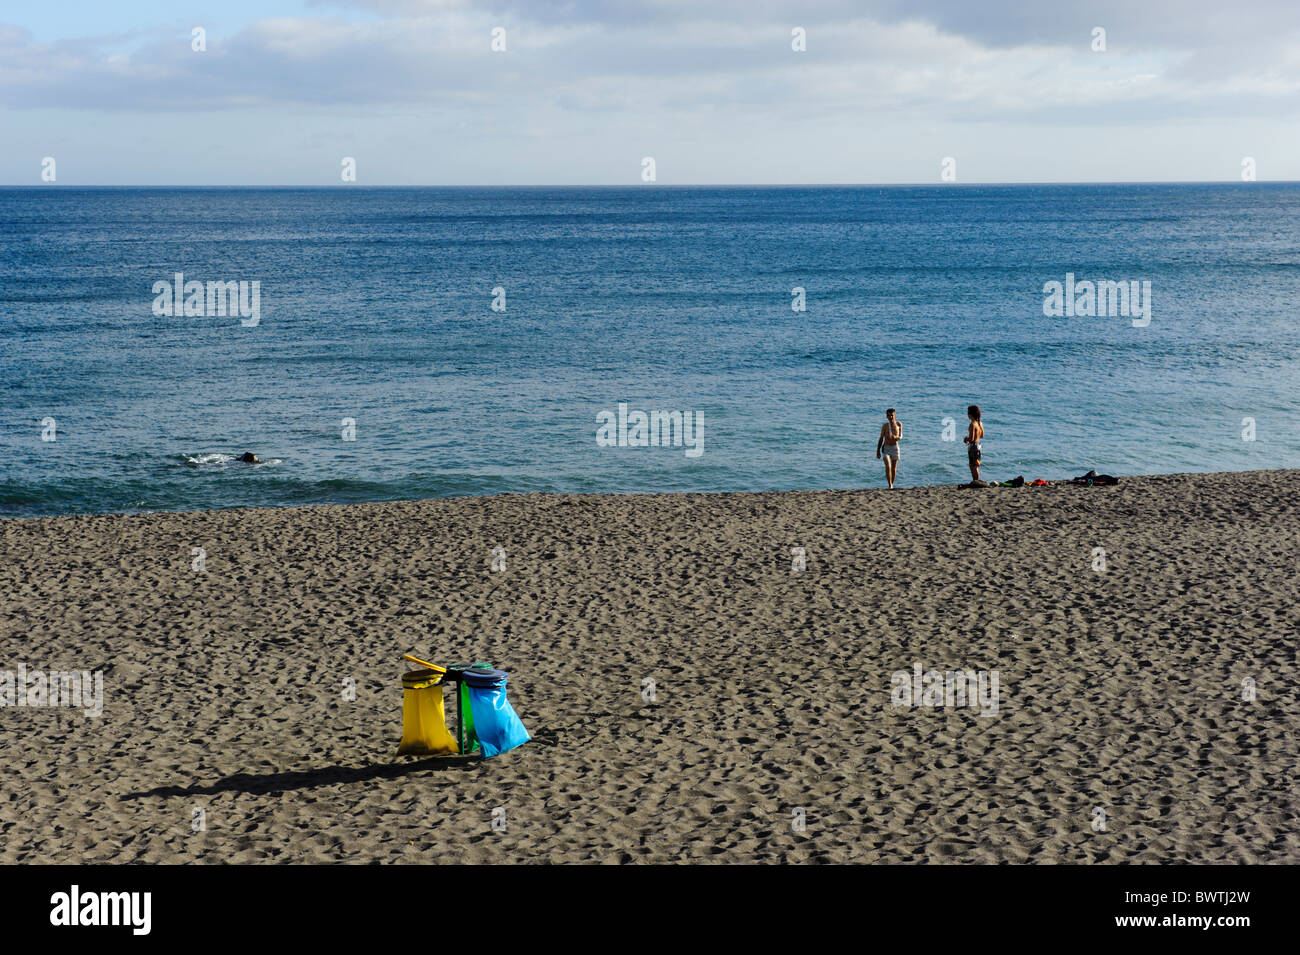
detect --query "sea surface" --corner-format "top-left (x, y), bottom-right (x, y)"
top-left (2, 184), bottom-right (1298, 517)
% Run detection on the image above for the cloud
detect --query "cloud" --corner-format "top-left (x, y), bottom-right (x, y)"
top-left (0, 0), bottom-right (1296, 124)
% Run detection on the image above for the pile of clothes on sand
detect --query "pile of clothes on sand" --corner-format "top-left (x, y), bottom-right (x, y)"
top-left (961, 469), bottom-right (1120, 490)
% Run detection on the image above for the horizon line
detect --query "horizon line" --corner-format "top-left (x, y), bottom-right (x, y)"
top-left (1, 180), bottom-right (1292, 189)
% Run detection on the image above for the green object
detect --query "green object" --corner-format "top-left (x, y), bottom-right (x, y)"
top-left (449, 662), bottom-right (494, 755)
top-left (458, 681), bottom-right (479, 755)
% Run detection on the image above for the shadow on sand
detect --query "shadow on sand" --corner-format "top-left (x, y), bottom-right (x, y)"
top-left (122, 755), bottom-right (482, 800)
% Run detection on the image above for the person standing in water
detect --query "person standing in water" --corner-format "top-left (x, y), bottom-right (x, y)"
top-left (964, 405), bottom-right (984, 482)
top-left (876, 408), bottom-right (902, 489)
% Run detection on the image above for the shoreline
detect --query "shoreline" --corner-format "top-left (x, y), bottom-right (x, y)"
top-left (4, 466), bottom-right (1296, 524)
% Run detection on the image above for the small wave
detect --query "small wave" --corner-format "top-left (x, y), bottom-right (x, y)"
top-left (182, 453), bottom-right (281, 468)
top-left (184, 453), bottom-right (235, 467)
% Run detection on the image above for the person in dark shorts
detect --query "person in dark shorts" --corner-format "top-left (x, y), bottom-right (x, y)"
top-left (964, 405), bottom-right (983, 482)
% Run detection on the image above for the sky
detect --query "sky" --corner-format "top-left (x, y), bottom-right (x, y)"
top-left (2, 0), bottom-right (1298, 185)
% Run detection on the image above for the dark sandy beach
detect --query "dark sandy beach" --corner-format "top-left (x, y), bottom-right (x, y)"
top-left (1, 469), bottom-right (1297, 863)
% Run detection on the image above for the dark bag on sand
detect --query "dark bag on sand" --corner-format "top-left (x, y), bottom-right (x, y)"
top-left (1069, 469), bottom-right (1119, 486)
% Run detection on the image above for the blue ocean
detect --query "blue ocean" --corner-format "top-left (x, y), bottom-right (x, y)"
top-left (2, 184), bottom-right (1298, 517)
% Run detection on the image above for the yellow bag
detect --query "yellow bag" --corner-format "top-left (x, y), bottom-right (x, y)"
top-left (397, 669), bottom-right (458, 756)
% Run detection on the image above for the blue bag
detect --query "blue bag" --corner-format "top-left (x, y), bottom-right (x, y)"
top-left (463, 669), bottom-right (531, 758)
